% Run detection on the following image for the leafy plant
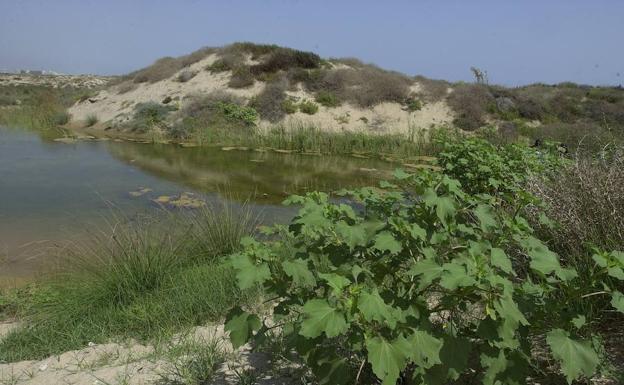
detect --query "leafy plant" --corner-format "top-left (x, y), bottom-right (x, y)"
top-left (217, 102), bottom-right (258, 126)
top-left (225, 167), bottom-right (623, 385)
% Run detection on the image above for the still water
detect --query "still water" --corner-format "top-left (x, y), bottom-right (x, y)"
top-left (0, 127), bottom-right (392, 279)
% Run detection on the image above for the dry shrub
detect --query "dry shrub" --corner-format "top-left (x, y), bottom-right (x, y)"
top-left (249, 48), bottom-right (321, 75)
top-left (447, 84), bottom-right (493, 130)
top-left (116, 81), bottom-right (138, 94)
top-left (413, 75), bottom-right (450, 102)
top-left (228, 66), bottom-right (255, 88)
top-left (533, 122), bottom-right (622, 153)
top-left (528, 150), bottom-right (624, 269)
top-left (249, 78), bottom-right (288, 122)
top-left (130, 48), bottom-right (214, 84)
top-left (176, 70), bottom-right (197, 83)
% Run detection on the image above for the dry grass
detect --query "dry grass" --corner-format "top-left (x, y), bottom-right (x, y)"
top-left (528, 149), bottom-right (624, 265)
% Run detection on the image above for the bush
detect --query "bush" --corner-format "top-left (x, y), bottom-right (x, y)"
top-left (176, 69), bottom-right (197, 83)
top-left (85, 114), bottom-right (98, 127)
top-left (249, 79), bottom-right (287, 122)
top-left (129, 102), bottom-right (174, 132)
top-left (52, 111), bottom-right (70, 126)
top-left (529, 150), bottom-right (624, 267)
top-left (217, 102), bottom-right (258, 125)
top-left (315, 91), bottom-right (341, 107)
top-left (131, 57), bottom-right (180, 83)
top-left (281, 98), bottom-right (298, 114)
top-left (404, 97), bottom-right (422, 112)
top-left (226, 166), bottom-right (622, 385)
top-left (447, 84), bottom-right (493, 130)
top-left (298, 100), bottom-right (319, 115)
top-left (249, 48), bottom-right (322, 76)
top-left (413, 75), bottom-right (450, 102)
top-left (228, 66), bottom-right (255, 88)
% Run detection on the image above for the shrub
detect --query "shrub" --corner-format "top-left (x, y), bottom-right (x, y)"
top-left (447, 84), bottom-right (493, 130)
top-left (298, 100), bottom-right (319, 115)
top-left (52, 111), bottom-right (70, 126)
top-left (131, 57), bottom-right (180, 83)
top-left (249, 48), bottom-right (322, 76)
top-left (249, 79), bottom-right (287, 122)
top-left (217, 102), bottom-right (258, 125)
top-left (226, 167), bottom-right (622, 385)
top-left (228, 66), bottom-right (255, 88)
top-left (315, 91), bottom-right (341, 107)
top-left (129, 102), bottom-right (174, 132)
top-left (413, 75), bottom-right (450, 102)
top-left (85, 114), bottom-right (98, 127)
top-left (404, 97), bottom-right (422, 112)
top-left (281, 98), bottom-right (298, 114)
top-left (176, 69), bottom-right (197, 83)
top-left (528, 150), bottom-right (624, 267)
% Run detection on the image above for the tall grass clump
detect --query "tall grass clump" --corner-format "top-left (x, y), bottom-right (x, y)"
top-left (0, 208), bottom-right (258, 362)
top-left (180, 200), bottom-right (260, 262)
top-left (85, 113), bottom-right (98, 127)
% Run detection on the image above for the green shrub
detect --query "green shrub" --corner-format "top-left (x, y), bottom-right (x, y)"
top-left (206, 58), bottom-right (233, 73)
top-left (226, 167), bottom-right (622, 385)
top-left (129, 102), bottom-right (174, 132)
top-left (281, 98), bottom-right (298, 114)
top-left (404, 97), bottom-right (423, 112)
top-left (85, 114), bottom-right (98, 127)
top-left (217, 102), bottom-right (258, 125)
top-left (315, 91), bottom-right (341, 107)
top-left (298, 100), bottom-right (318, 115)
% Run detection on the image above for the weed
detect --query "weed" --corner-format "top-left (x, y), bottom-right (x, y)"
top-left (159, 335), bottom-right (226, 385)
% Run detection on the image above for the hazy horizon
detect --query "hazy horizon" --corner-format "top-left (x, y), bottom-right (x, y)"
top-left (1, 0), bottom-right (623, 87)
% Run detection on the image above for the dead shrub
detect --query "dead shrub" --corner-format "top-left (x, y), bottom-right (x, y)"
top-left (228, 67), bottom-right (255, 88)
top-left (249, 48), bottom-right (321, 75)
top-left (528, 150), bottom-right (624, 271)
top-left (249, 78), bottom-right (288, 122)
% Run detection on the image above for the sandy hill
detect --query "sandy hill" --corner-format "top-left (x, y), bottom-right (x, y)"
top-left (68, 43), bottom-right (454, 136)
top-left (66, 42), bottom-right (624, 149)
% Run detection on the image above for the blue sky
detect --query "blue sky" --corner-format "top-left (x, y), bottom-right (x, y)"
top-left (1, 0), bottom-right (622, 86)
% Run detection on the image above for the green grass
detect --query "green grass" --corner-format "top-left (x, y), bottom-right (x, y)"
top-left (85, 114), bottom-right (98, 127)
top-left (158, 334), bottom-right (227, 385)
top-left (0, 205), bottom-right (259, 362)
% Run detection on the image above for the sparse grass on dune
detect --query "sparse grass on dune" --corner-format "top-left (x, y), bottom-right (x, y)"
top-left (0, 204), bottom-right (259, 362)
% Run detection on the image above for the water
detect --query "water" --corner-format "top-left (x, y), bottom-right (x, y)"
top-left (0, 127), bottom-right (392, 279)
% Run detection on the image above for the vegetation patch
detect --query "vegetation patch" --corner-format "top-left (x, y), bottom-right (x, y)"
top-left (298, 100), bottom-right (319, 115)
top-left (315, 90), bottom-right (341, 107)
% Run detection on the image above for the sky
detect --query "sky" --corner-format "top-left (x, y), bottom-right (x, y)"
top-left (1, 0), bottom-right (622, 86)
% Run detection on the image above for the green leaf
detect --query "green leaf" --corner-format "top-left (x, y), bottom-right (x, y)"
top-left (318, 273), bottom-right (351, 294)
top-left (474, 204), bottom-right (497, 231)
top-left (480, 350), bottom-right (507, 385)
top-left (366, 335), bottom-right (411, 385)
top-left (408, 258), bottom-right (443, 290)
top-left (435, 196), bottom-right (456, 227)
top-left (611, 291), bottom-right (624, 313)
top-left (409, 223), bottom-right (427, 241)
top-left (300, 299), bottom-right (349, 338)
top-left (335, 221), bottom-right (367, 250)
top-left (491, 247), bottom-right (513, 274)
top-left (282, 259), bottom-right (316, 287)
top-left (357, 289), bottom-right (398, 327)
top-left (224, 308), bottom-right (261, 348)
top-left (523, 237), bottom-right (562, 276)
top-left (440, 262), bottom-right (476, 290)
top-left (373, 231), bottom-right (402, 254)
top-left (546, 329), bottom-right (599, 384)
top-left (405, 329), bottom-right (443, 368)
top-left (572, 315), bottom-right (586, 329)
top-left (230, 253), bottom-right (271, 289)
